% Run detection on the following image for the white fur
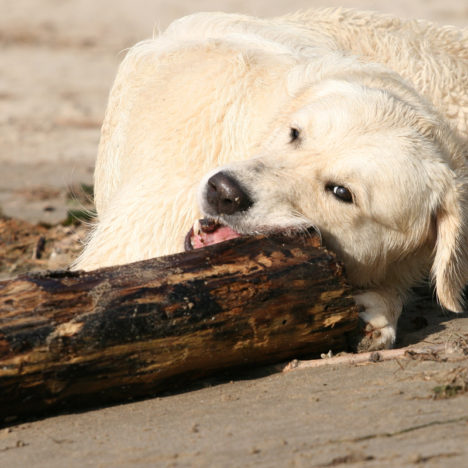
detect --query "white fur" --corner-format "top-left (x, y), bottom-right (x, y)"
top-left (74, 9), bottom-right (468, 350)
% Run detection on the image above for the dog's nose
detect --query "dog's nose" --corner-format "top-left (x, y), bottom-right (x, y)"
top-left (206, 172), bottom-right (253, 215)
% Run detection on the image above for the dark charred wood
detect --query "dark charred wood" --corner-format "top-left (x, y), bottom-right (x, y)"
top-left (0, 231), bottom-right (358, 423)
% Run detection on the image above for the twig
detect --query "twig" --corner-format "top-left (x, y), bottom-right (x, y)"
top-left (282, 344), bottom-right (448, 372)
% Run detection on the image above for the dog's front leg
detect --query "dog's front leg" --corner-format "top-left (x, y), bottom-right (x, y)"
top-left (351, 289), bottom-right (403, 351)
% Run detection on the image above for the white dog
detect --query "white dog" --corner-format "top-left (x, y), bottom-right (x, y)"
top-left (74, 9), bottom-right (468, 350)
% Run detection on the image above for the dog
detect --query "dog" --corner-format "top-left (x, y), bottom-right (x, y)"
top-left (74, 9), bottom-right (468, 350)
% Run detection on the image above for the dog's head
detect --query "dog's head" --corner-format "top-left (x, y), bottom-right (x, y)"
top-left (193, 79), bottom-right (468, 311)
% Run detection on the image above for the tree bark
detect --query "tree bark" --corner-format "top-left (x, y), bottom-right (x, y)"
top-left (0, 232), bottom-right (358, 422)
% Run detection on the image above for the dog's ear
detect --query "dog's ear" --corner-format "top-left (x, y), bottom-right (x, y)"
top-left (432, 175), bottom-right (468, 312)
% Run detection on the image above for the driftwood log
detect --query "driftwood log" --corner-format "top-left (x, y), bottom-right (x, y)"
top-left (0, 232), bottom-right (358, 422)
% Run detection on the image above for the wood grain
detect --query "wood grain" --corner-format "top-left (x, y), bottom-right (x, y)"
top-left (0, 231), bottom-right (358, 422)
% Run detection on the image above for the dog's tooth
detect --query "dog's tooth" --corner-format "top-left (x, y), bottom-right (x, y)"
top-left (193, 219), bottom-right (201, 235)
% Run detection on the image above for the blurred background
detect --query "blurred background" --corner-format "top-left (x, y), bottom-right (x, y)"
top-left (0, 0), bottom-right (466, 225)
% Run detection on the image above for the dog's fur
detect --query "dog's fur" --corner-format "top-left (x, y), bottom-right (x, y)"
top-left (74, 8), bottom-right (468, 350)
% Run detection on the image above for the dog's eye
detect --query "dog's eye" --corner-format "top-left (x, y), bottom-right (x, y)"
top-left (289, 127), bottom-right (300, 143)
top-left (326, 184), bottom-right (353, 203)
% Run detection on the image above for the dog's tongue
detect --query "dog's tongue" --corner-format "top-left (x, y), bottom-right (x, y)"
top-left (185, 219), bottom-right (241, 250)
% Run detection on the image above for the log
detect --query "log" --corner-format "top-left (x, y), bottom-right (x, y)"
top-left (0, 231), bottom-right (358, 422)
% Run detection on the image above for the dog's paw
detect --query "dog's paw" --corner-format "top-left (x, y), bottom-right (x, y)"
top-left (349, 290), bottom-right (401, 352)
top-left (349, 318), bottom-right (396, 352)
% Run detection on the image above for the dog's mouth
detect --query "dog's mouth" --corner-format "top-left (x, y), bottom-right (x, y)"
top-left (184, 218), bottom-right (242, 251)
top-left (185, 218), bottom-right (316, 251)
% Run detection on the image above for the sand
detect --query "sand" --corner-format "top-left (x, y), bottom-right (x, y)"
top-left (1, 1), bottom-right (467, 466)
